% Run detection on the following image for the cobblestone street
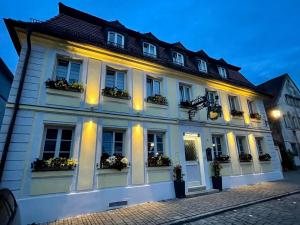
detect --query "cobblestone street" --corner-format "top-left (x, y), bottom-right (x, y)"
top-left (43, 172), bottom-right (300, 225)
top-left (186, 193), bottom-right (300, 225)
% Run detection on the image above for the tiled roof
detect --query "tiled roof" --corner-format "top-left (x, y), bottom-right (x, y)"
top-left (4, 3), bottom-right (270, 96)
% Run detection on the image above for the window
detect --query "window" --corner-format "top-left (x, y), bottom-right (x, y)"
top-left (218, 67), bottom-right (227, 78)
top-left (143, 42), bottom-right (157, 58)
top-left (41, 127), bottom-right (74, 160)
top-left (148, 132), bottom-right (164, 157)
top-left (212, 135), bottom-right (223, 157)
top-left (283, 115), bottom-right (292, 128)
top-left (291, 143), bottom-right (299, 156)
top-left (102, 130), bottom-right (124, 156)
top-left (206, 90), bottom-right (217, 104)
top-left (255, 137), bottom-right (264, 155)
top-left (105, 68), bottom-right (126, 90)
top-left (228, 96), bottom-right (239, 111)
top-left (147, 77), bottom-right (161, 97)
top-left (179, 84), bottom-right (191, 102)
top-left (172, 52), bottom-right (184, 66)
top-left (236, 136), bottom-right (247, 155)
top-left (247, 100), bottom-right (257, 114)
top-left (55, 58), bottom-right (81, 83)
top-left (198, 59), bottom-right (207, 73)
top-left (107, 31), bottom-right (124, 48)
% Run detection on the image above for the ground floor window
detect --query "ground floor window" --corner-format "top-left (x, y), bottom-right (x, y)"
top-left (255, 137), bottom-right (264, 155)
top-left (212, 135), bottom-right (225, 158)
top-left (147, 132), bottom-right (164, 157)
top-left (102, 130), bottom-right (124, 157)
top-left (236, 136), bottom-right (247, 155)
top-left (41, 127), bottom-right (74, 160)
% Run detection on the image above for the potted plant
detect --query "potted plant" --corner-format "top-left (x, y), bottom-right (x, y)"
top-left (211, 160), bottom-right (222, 191)
top-left (100, 153), bottom-right (128, 171)
top-left (250, 112), bottom-right (262, 120)
top-left (216, 154), bottom-right (231, 163)
top-left (32, 157), bottom-right (76, 171)
top-left (148, 154), bottom-right (171, 167)
top-left (231, 109), bottom-right (244, 117)
top-left (259, 153), bottom-right (272, 161)
top-left (239, 153), bottom-right (253, 162)
top-left (173, 165), bottom-right (185, 198)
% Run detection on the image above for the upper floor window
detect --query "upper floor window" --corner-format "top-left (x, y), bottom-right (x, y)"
top-left (179, 83), bottom-right (191, 102)
top-left (212, 135), bottom-right (224, 158)
top-left (102, 130), bottom-right (124, 156)
top-left (228, 96), bottom-right (239, 111)
top-left (247, 100), bottom-right (257, 114)
top-left (147, 77), bottom-right (161, 97)
top-left (172, 52), bottom-right (184, 66)
top-left (143, 42), bottom-right (157, 58)
top-left (218, 67), bottom-right (227, 78)
top-left (291, 143), bottom-right (299, 156)
top-left (255, 137), bottom-right (264, 155)
top-left (198, 59), bottom-right (207, 73)
top-left (107, 31), bottom-right (124, 48)
top-left (41, 127), bottom-right (74, 160)
top-left (206, 90), bottom-right (218, 104)
top-left (236, 136), bottom-right (248, 155)
top-left (283, 115), bottom-right (292, 128)
top-left (55, 58), bottom-right (81, 83)
top-left (147, 132), bottom-right (164, 157)
top-left (105, 68), bottom-right (126, 91)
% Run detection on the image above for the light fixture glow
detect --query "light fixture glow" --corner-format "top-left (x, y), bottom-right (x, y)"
top-left (271, 109), bottom-right (281, 119)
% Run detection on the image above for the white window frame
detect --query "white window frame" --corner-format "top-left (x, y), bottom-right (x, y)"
top-left (218, 67), bottom-right (227, 78)
top-left (102, 129), bottom-right (125, 156)
top-left (206, 90), bottom-right (218, 104)
top-left (143, 42), bottom-right (157, 58)
top-left (236, 136), bottom-right (248, 155)
top-left (54, 57), bottom-right (82, 83)
top-left (147, 132), bottom-right (165, 156)
top-left (41, 126), bottom-right (74, 160)
top-left (107, 31), bottom-right (125, 48)
top-left (172, 52), bottom-right (184, 66)
top-left (247, 100), bottom-right (257, 114)
top-left (105, 67), bottom-right (127, 90)
top-left (198, 59), bottom-right (207, 73)
top-left (255, 137), bottom-right (264, 155)
top-left (147, 76), bottom-right (161, 97)
top-left (228, 95), bottom-right (240, 111)
top-left (212, 135), bottom-right (224, 157)
top-left (179, 83), bottom-right (192, 102)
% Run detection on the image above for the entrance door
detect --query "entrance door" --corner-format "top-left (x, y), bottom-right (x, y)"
top-left (184, 136), bottom-right (202, 188)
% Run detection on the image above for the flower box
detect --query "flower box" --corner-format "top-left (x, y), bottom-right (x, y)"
top-left (259, 153), bottom-right (272, 162)
top-left (45, 79), bottom-right (84, 92)
top-left (147, 95), bottom-right (168, 106)
top-left (100, 154), bottom-right (128, 171)
top-left (250, 113), bottom-right (262, 120)
top-left (148, 154), bottom-right (171, 167)
top-left (32, 157), bottom-right (76, 172)
top-left (231, 109), bottom-right (244, 117)
top-left (102, 87), bottom-right (131, 100)
top-left (239, 153), bottom-right (253, 162)
top-left (179, 101), bottom-right (194, 109)
top-left (216, 154), bottom-right (231, 163)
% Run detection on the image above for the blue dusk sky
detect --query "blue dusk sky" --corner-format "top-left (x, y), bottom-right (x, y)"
top-left (0, 0), bottom-right (299, 87)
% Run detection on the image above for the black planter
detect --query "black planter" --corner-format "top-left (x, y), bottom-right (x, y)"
top-left (173, 180), bottom-right (186, 198)
top-left (212, 176), bottom-right (222, 191)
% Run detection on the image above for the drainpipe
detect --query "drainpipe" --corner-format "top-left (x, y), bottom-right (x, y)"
top-left (0, 28), bottom-right (32, 182)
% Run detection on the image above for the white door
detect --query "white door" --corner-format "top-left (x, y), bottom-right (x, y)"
top-left (184, 138), bottom-right (202, 188)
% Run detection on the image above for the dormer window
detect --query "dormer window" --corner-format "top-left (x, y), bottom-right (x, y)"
top-left (107, 31), bottom-right (124, 48)
top-left (172, 52), bottom-right (184, 66)
top-left (198, 59), bottom-right (207, 73)
top-left (143, 42), bottom-right (157, 58)
top-left (218, 67), bottom-right (227, 78)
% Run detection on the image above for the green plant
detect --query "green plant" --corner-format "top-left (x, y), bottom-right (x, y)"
top-left (259, 153), bottom-right (272, 161)
top-left (32, 157), bottom-right (76, 171)
top-left (102, 87), bottom-right (131, 99)
top-left (147, 94), bottom-right (168, 105)
top-left (100, 153), bottom-right (128, 171)
top-left (211, 160), bottom-right (222, 177)
top-left (250, 113), bottom-right (262, 120)
top-left (148, 154), bottom-right (171, 167)
top-left (173, 165), bottom-right (184, 181)
top-left (216, 154), bottom-right (230, 162)
top-left (231, 109), bottom-right (244, 117)
top-left (45, 79), bottom-right (84, 92)
top-left (239, 153), bottom-right (253, 162)
top-left (180, 100), bottom-right (193, 108)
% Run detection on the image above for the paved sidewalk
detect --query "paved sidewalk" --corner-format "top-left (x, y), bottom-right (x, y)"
top-left (43, 171), bottom-right (300, 225)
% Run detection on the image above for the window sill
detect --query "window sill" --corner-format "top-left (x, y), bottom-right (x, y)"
top-left (231, 115), bottom-right (244, 120)
top-left (97, 168), bottom-right (129, 174)
top-left (239, 161), bottom-right (253, 165)
top-left (146, 101), bottom-right (168, 109)
top-left (102, 95), bottom-right (131, 104)
top-left (32, 170), bottom-right (74, 178)
top-left (46, 88), bottom-right (82, 98)
top-left (146, 166), bottom-right (172, 171)
top-left (218, 161), bottom-right (231, 164)
top-left (259, 160), bottom-right (272, 163)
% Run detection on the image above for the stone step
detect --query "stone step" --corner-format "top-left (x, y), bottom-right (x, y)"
top-left (186, 189), bottom-right (220, 198)
top-left (188, 186), bottom-right (206, 193)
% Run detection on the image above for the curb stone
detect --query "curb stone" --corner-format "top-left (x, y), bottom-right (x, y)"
top-left (165, 189), bottom-right (300, 225)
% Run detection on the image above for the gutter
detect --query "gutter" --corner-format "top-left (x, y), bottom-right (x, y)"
top-left (0, 28), bottom-right (32, 182)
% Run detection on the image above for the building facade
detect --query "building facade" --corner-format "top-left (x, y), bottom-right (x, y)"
top-left (258, 74), bottom-right (300, 166)
top-left (1, 3), bottom-right (282, 224)
top-left (0, 58), bottom-right (13, 128)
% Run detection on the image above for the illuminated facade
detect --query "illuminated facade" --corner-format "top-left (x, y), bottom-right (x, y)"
top-left (0, 3), bottom-right (283, 224)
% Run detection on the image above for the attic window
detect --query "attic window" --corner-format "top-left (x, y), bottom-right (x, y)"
top-left (107, 31), bottom-right (124, 48)
top-left (218, 67), bottom-right (227, 78)
top-left (143, 42), bottom-right (157, 58)
top-left (172, 52), bottom-right (184, 66)
top-left (198, 59), bottom-right (207, 73)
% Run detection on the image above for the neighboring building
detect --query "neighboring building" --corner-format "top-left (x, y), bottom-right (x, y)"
top-left (0, 58), bottom-right (13, 127)
top-left (258, 74), bottom-right (300, 165)
top-left (1, 3), bottom-right (282, 224)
